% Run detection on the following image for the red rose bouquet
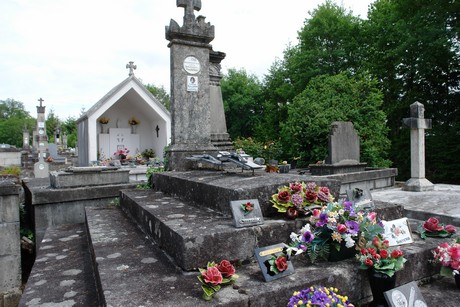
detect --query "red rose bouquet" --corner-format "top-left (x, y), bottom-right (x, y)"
top-left (418, 217), bottom-right (456, 239)
top-left (356, 235), bottom-right (406, 277)
top-left (197, 260), bottom-right (238, 300)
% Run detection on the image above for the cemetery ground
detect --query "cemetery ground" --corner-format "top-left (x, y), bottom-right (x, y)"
top-left (17, 171), bottom-right (460, 307)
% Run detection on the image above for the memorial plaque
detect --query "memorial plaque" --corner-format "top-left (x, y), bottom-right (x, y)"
top-left (382, 218), bottom-right (413, 246)
top-left (384, 281), bottom-right (427, 307)
top-left (346, 187), bottom-right (373, 209)
top-left (230, 199), bottom-right (264, 228)
top-left (255, 243), bottom-right (294, 282)
top-left (183, 56), bottom-right (201, 74)
top-left (187, 76), bottom-right (199, 92)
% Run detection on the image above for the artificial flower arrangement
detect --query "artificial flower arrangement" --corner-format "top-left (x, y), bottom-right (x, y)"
top-left (271, 182), bottom-right (334, 219)
top-left (418, 217), bottom-right (456, 239)
top-left (98, 117), bottom-right (110, 124)
top-left (128, 117), bottom-right (140, 125)
top-left (266, 251), bottom-right (289, 276)
top-left (287, 200), bottom-right (383, 263)
top-left (114, 147), bottom-right (130, 159)
top-left (356, 235), bottom-right (407, 277)
top-left (241, 201), bottom-right (254, 216)
top-left (287, 286), bottom-right (355, 307)
top-left (431, 238), bottom-right (460, 277)
top-left (197, 260), bottom-right (238, 301)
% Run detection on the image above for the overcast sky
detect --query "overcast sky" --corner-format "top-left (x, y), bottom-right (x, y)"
top-left (0, 0), bottom-right (373, 120)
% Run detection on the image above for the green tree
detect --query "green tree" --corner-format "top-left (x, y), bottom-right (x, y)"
top-left (221, 68), bottom-right (264, 139)
top-left (61, 116), bottom-right (77, 148)
top-left (0, 99), bottom-right (35, 147)
top-left (260, 1), bottom-right (366, 144)
top-left (45, 109), bottom-right (60, 143)
top-left (365, 0), bottom-right (460, 183)
top-left (145, 83), bottom-right (170, 111)
top-left (281, 72), bottom-right (391, 168)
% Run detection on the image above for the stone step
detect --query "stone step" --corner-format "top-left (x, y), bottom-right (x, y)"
top-left (151, 171), bottom-right (342, 216)
top-left (120, 189), bottom-right (406, 271)
top-left (84, 205), bottom-right (456, 307)
top-left (120, 188), bottom-right (303, 271)
top-left (19, 223), bottom-right (100, 306)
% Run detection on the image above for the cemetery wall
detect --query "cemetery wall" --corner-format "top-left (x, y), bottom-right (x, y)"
top-left (0, 149), bottom-right (22, 167)
top-left (0, 181), bottom-right (22, 307)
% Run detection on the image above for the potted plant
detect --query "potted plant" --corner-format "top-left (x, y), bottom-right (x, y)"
top-left (128, 117), bottom-right (140, 134)
top-left (114, 147), bottom-right (130, 161)
top-left (98, 117), bottom-right (110, 133)
top-left (356, 235), bottom-right (407, 306)
top-left (432, 238), bottom-right (460, 289)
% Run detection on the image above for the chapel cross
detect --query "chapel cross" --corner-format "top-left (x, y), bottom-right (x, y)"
top-left (177, 0), bottom-right (201, 25)
top-left (402, 101), bottom-right (434, 191)
top-left (126, 61), bottom-right (137, 76)
top-left (38, 98), bottom-right (44, 107)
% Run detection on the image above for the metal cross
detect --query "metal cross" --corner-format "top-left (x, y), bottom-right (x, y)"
top-left (126, 61), bottom-right (137, 76)
top-left (177, 0), bottom-right (201, 24)
top-left (38, 98), bottom-right (44, 107)
top-left (155, 125), bottom-right (160, 137)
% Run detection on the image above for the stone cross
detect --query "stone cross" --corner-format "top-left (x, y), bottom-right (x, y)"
top-left (402, 101), bottom-right (434, 191)
top-left (38, 98), bottom-right (44, 107)
top-left (177, 0), bottom-right (201, 25)
top-left (126, 61), bottom-right (137, 76)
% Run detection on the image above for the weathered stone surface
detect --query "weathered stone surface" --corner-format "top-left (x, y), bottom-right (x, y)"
top-left (372, 184), bottom-right (460, 226)
top-left (22, 177), bottom-right (137, 246)
top-left (19, 224), bottom-right (99, 307)
top-left (83, 205), bottom-right (452, 307)
top-left (151, 171), bottom-right (341, 216)
top-left (0, 182), bottom-right (20, 301)
top-left (49, 168), bottom-right (130, 188)
top-left (121, 189), bottom-right (304, 270)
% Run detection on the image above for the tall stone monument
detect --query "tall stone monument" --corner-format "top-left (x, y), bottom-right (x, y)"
top-left (210, 50), bottom-right (233, 151)
top-left (34, 98), bottom-right (49, 155)
top-left (402, 101), bottom-right (434, 192)
top-left (165, 0), bottom-right (219, 170)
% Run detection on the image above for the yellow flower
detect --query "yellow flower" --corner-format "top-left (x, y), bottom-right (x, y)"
top-left (331, 231), bottom-right (343, 242)
top-left (298, 300), bottom-right (303, 305)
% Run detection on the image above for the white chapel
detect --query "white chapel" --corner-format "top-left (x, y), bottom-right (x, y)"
top-left (77, 63), bottom-right (171, 166)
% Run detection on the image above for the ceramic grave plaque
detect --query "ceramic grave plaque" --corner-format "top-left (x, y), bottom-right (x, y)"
top-left (255, 243), bottom-right (294, 282)
top-left (230, 199), bottom-right (264, 228)
top-left (382, 218), bottom-right (414, 246)
top-left (384, 281), bottom-right (427, 307)
top-left (346, 187), bottom-right (373, 209)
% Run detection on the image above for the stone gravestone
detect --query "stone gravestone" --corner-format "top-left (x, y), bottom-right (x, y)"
top-left (34, 155), bottom-right (49, 178)
top-left (165, 0), bottom-right (218, 170)
top-left (309, 121), bottom-right (367, 175)
top-left (48, 144), bottom-right (66, 163)
top-left (402, 101), bottom-right (434, 191)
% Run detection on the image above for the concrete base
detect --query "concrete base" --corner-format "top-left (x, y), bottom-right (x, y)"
top-left (403, 178), bottom-right (434, 192)
top-left (167, 146), bottom-right (218, 171)
top-left (309, 163), bottom-right (367, 175)
top-left (152, 171), bottom-right (341, 216)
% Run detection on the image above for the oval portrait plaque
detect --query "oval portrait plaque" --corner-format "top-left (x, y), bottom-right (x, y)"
top-left (183, 56), bottom-right (201, 74)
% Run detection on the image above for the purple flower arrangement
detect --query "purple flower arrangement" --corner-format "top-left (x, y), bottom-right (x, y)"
top-left (287, 286), bottom-right (354, 307)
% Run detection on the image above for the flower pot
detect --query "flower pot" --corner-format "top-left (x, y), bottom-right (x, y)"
top-left (455, 273), bottom-right (460, 289)
top-left (131, 124), bottom-right (137, 134)
top-left (368, 269), bottom-right (396, 307)
top-left (328, 242), bottom-right (357, 262)
top-left (100, 123), bottom-right (107, 134)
